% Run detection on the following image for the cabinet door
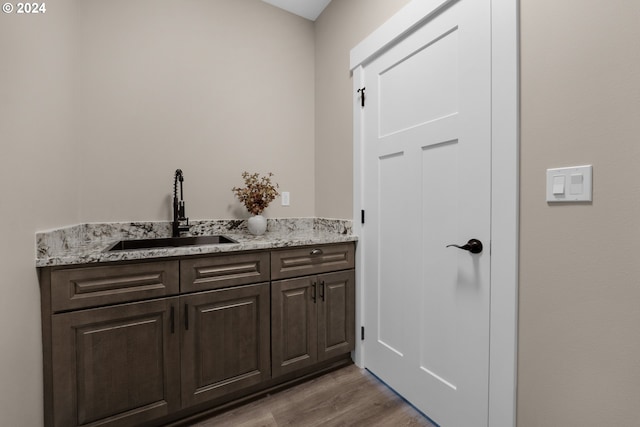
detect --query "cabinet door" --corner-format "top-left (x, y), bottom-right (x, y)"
top-left (271, 276), bottom-right (318, 377)
top-left (51, 298), bottom-right (180, 427)
top-left (181, 283), bottom-right (270, 407)
top-left (318, 270), bottom-right (356, 361)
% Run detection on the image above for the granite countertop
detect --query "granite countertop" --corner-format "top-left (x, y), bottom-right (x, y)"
top-left (36, 218), bottom-right (357, 267)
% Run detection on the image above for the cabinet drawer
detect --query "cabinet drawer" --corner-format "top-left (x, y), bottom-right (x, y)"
top-left (51, 261), bottom-right (179, 312)
top-left (181, 251), bottom-right (270, 293)
top-left (271, 243), bottom-right (355, 280)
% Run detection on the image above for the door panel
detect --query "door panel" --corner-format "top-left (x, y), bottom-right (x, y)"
top-left (378, 151), bottom-right (413, 358)
top-left (419, 140), bottom-right (459, 390)
top-left (379, 26), bottom-right (459, 136)
top-left (363, 0), bottom-right (491, 425)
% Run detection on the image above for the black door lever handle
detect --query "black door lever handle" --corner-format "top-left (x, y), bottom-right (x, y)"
top-left (446, 239), bottom-right (483, 254)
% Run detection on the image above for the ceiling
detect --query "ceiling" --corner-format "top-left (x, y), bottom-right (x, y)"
top-left (261, 0), bottom-right (332, 21)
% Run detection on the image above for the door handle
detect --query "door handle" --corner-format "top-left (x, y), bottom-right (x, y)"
top-left (446, 239), bottom-right (483, 254)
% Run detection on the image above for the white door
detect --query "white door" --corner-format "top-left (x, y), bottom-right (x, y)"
top-left (362, 1), bottom-right (491, 426)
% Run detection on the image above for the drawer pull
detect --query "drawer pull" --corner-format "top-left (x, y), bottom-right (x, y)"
top-left (311, 282), bottom-right (317, 303)
top-left (320, 281), bottom-right (325, 302)
top-left (170, 306), bottom-right (175, 334)
top-left (310, 248), bottom-right (323, 256)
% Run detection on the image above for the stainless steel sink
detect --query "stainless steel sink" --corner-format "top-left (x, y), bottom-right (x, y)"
top-left (106, 235), bottom-right (237, 251)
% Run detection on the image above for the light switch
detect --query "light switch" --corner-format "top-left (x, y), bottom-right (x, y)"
top-left (552, 175), bottom-right (565, 195)
top-left (546, 165), bottom-right (592, 202)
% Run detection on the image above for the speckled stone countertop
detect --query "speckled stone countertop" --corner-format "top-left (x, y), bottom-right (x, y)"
top-left (36, 218), bottom-right (357, 267)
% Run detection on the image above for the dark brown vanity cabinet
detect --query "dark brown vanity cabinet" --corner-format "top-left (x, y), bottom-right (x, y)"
top-left (271, 244), bottom-right (355, 378)
top-left (41, 243), bottom-right (354, 427)
top-left (43, 254), bottom-right (269, 427)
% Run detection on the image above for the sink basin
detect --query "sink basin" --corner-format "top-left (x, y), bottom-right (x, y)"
top-left (106, 235), bottom-right (237, 251)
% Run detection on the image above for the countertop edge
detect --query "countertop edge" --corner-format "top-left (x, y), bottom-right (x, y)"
top-left (36, 218), bottom-right (358, 268)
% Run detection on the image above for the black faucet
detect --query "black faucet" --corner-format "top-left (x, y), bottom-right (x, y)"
top-left (172, 169), bottom-right (189, 237)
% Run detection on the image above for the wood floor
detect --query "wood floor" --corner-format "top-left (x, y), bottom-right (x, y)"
top-left (187, 364), bottom-right (435, 427)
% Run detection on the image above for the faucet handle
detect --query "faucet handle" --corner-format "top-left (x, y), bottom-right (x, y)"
top-left (178, 201), bottom-right (187, 220)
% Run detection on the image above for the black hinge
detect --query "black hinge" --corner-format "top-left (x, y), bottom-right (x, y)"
top-left (357, 87), bottom-right (366, 107)
top-left (361, 326), bottom-right (365, 340)
top-left (361, 209), bottom-right (365, 224)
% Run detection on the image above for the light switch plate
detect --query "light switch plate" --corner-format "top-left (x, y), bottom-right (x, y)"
top-left (546, 165), bottom-right (592, 202)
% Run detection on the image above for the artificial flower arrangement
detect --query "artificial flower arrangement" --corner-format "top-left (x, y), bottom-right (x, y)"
top-left (232, 172), bottom-right (280, 215)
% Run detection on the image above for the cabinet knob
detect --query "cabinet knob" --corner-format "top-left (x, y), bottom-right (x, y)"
top-left (310, 248), bottom-right (323, 256)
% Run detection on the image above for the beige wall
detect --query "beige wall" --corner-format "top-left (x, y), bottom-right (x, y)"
top-left (0, 2), bottom-right (77, 425)
top-left (75, 0), bottom-right (315, 222)
top-left (518, 0), bottom-right (640, 425)
top-left (314, 0), bottom-right (410, 218)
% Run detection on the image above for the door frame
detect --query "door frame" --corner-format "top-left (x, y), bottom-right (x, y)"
top-left (350, 1), bottom-right (519, 426)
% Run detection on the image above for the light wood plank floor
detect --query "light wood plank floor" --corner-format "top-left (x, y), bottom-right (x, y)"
top-left (188, 365), bottom-right (436, 427)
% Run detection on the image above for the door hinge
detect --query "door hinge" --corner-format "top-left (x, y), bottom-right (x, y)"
top-left (361, 326), bottom-right (365, 340)
top-left (357, 87), bottom-right (366, 107)
top-left (361, 209), bottom-right (365, 224)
